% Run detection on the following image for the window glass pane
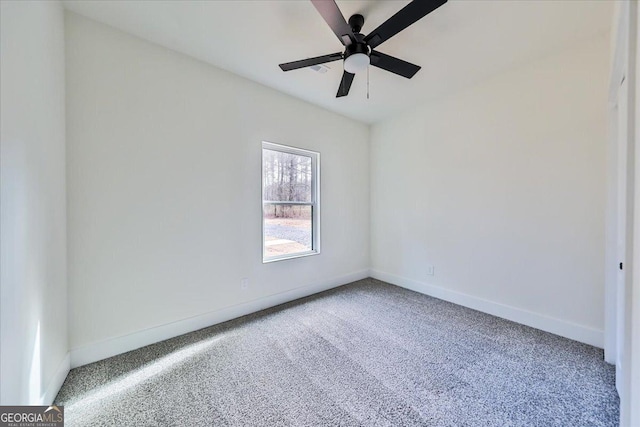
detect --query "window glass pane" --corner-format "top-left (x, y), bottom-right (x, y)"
top-left (262, 149), bottom-right (312, 202)
top-left (264, 204), bottom-right (312, 258)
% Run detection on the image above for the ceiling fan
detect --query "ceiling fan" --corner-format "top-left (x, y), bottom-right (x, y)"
top-left (279, 0), bottom-right (447, 98)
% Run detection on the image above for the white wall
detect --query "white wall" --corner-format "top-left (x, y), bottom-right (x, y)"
top-left (370, 35), bottom-right (610, 347)
top-left (65, 13), bottom-right (369, 357)
top-left (0, 0), bottom-right (69, 404)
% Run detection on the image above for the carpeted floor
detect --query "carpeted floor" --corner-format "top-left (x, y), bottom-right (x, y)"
top-left (55, 278), bottom-right (619, 426)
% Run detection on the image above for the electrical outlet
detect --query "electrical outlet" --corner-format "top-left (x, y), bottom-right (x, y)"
top-left (240, 277), bottom-right (249, 290)
top-left (426, 265), bottom-right (435, 276)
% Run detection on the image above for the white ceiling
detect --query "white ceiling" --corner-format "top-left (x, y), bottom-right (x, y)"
top-left (62, 0), bottom-right (613, 124)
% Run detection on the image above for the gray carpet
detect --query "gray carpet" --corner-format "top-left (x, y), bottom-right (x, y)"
top-left (55, 279), bottom-right (618, 426)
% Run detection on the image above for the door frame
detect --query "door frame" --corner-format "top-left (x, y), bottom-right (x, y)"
top-left (606, 1), bottom-right (639, 425)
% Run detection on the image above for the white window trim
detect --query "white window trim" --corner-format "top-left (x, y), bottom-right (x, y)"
top-left (261, 141), bottom-right (320, 263)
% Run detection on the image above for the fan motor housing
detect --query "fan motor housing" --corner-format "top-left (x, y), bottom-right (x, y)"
top-left (344, 42), bottom-right (369, 60)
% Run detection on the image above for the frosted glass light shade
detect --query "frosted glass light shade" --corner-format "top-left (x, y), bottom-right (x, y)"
top-left (344, 53), bottom-right (370, 74)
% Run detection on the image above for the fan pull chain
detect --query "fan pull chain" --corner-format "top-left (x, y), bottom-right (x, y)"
top-left (367, 65), bottom-right (370, 99)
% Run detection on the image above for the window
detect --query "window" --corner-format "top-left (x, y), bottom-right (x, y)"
top-left (262, 142), bottom-right (320, 262)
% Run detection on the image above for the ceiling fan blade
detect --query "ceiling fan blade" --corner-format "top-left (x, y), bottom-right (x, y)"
top-left (364, 0), bottom-right (447, 49)
top-left (279, 52), bottom-right (343, 71)
top-left (336, 71), bottom-right (355, 97)
top-left (311, 0), bottom-right (355, 46)
top-left (370, 51), bottom-right (421, 79)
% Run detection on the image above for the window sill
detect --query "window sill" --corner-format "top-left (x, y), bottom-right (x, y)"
top-left (262, 250), bottom-right (320, 264)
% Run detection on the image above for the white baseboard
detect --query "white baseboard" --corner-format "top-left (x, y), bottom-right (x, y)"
top-left (41, 352), bottom-right (70, 405)
top-left (370, 269), bottom-right (604, 348)
top-left (70, 269), bottom-right (369, 368)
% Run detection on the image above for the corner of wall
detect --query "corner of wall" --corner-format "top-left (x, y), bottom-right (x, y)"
top-left (42, 353), bottom-right (70, 405)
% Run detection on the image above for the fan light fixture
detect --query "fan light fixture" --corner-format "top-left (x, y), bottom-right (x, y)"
top-left (344, 52), bottom-right (370, 74)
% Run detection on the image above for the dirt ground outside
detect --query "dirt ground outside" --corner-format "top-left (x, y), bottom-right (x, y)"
top-left (264, 217), bottom-right (311, 257)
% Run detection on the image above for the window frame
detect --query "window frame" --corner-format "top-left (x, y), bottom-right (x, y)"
top-left (261, 141), bottom-right (321, 263)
